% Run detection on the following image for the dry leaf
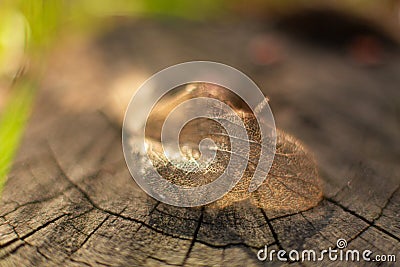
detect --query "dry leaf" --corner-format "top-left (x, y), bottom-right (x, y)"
top-left (140, 83), bottom-right (322, 211)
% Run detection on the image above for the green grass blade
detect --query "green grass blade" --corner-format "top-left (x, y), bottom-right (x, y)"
top-left (0, 81), bottom-right (35, 192)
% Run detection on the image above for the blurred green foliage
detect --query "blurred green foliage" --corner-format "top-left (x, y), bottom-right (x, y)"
top-left (0, 0), bottom-right (63, 192)
top-left (0, 0), bottom-right (225, 192)
top-left (0, 81), bottom-right (35, 189)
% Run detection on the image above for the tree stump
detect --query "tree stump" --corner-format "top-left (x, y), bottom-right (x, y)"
top-left (1, 19), bottom-right (399, 266)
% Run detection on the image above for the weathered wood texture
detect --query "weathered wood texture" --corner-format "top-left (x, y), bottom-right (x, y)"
top-left (0, 19), bottom-right (399, 266)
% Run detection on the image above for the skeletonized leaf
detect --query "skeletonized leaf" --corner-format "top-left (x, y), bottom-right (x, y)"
top-left (136, 83), bottom-right (322, 211)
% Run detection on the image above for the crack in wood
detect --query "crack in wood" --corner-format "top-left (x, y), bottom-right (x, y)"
top-left (326, 197), bottom-right (400, 242)
top-left (259, 208), bottom-right (283, 251)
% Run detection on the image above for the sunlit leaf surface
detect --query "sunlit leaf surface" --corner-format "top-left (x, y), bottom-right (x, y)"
top-left (138, 83), bottom-right (322, 211)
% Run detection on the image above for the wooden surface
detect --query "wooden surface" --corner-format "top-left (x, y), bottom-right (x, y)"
top-left (0, 18), bottom-right (399, 266)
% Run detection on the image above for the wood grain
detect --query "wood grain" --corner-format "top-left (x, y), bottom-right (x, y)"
top-left (0, 19), bottom-right (399, 266)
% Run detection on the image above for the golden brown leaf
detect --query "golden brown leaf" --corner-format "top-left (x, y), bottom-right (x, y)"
top-left (142, 83), bottom-right (322, 211)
